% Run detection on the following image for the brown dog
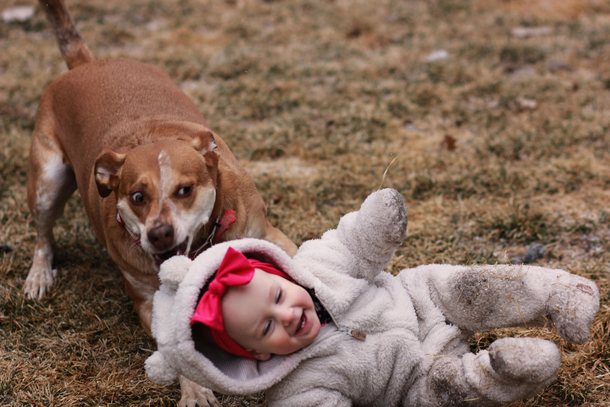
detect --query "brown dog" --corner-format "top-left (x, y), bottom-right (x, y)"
top-left (24, 1), bottom-right (297, 405)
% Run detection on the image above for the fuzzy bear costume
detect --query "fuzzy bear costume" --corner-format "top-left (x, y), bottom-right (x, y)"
top-left (145, 189), bottom-right (600, 406)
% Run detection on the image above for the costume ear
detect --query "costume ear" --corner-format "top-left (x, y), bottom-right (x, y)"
top-left (94, 148), bottom-right (129, 197)
top-left (180, 130), bottom-right (220, 168)
top-left (159, 255), bottom-right (193, 290)
top-left (145, 351), bottom-right (178, 385)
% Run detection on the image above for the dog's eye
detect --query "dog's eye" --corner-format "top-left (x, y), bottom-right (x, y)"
top-left (131, 192), bottom-right (144, 204)
top-left (177, 186), bottom-right (193, 197)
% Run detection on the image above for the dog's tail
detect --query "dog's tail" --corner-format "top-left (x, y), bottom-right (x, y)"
top-left (38, 0), bottom-right (94, 70)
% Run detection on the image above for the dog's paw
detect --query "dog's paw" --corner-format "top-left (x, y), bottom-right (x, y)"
top-left (23, 264), bottom-right (57, 301)
top-left (178, 376), bottom-right (221, 407)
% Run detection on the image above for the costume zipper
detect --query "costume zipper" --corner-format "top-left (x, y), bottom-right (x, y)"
top-left (321, 297), bottom-right (367, 342)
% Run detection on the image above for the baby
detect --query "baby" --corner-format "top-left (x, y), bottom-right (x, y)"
top-left (190, 247), bottom-right (323, 361)
top-left (146, 189), bottom-right (600, 407)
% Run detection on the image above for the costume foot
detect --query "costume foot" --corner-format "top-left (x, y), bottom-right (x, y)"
top-left (489, 337), bottom-right (561, 384)
top-left (548, 274), bottom-right (599, 343)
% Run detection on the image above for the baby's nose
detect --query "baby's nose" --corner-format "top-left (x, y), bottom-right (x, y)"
top-left (279, 307), bottom-right (295, 326)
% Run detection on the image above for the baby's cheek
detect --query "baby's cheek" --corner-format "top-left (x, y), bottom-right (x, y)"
top-left (269, 334), bottom-right (295, 354)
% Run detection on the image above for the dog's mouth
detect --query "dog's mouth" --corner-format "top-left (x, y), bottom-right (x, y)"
top-left (150, 227), bottom-right (210, 267)
top-left (153, 240), bottom-right (189, 266)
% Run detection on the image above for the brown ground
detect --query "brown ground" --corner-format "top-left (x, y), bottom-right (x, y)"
top-left (1, 0), bottom-right (610, 405)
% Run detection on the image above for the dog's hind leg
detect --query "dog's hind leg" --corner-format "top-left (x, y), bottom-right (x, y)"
top-left (262, 222), bottom-right (298, 257)
top-left (24, 121), bottom-right (77, 300)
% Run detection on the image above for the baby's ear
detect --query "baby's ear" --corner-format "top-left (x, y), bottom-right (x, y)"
top-left (249, 350), bottom-right (271, 361)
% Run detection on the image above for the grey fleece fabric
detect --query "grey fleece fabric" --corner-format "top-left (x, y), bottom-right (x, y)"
top-left (145, 189), bottom-right (600, 407)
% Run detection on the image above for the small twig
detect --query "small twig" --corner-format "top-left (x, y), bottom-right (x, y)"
top-left (487, 347), bottom-right (517, 354)
top-left (377, 155), bottom-right (400, 190)
top-left (514, 296), bottom-right (528, 327)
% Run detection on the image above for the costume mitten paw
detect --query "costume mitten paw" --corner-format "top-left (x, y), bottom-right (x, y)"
top-left (547, 273), bottom-right (599, 344)
top-left (337, 188), bottom-right (408, 266)
top-left (355, 188), bottom-right (408, 246)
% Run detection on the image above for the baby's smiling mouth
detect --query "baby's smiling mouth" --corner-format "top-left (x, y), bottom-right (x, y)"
top-left (294, 312), bottom-right (306, 336)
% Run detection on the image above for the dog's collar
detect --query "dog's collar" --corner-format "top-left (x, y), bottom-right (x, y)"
top-left (188, 208), bottom-right (236, 259)
top-left (116, 208), bottom-right (236, 259)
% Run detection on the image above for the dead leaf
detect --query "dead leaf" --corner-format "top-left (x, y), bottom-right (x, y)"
top-left (441, 134), bottom-right (457, 151)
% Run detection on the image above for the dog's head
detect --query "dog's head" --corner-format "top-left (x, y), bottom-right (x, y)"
top-left (94, 131), bottom-right (220, 266)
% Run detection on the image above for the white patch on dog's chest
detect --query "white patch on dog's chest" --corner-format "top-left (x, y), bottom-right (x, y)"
top-left (180, 187), bottom-right (216, 253)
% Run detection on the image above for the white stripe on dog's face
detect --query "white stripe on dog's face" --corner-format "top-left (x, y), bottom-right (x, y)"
top-left (156, 151), bottom-right (174, 220)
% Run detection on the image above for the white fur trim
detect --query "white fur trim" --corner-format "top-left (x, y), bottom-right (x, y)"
top-left (159, 255), bottom-right (193, 290)
top-left (145, 351), bottom-right (178, 385)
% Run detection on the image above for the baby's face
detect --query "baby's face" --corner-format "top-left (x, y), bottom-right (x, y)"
top-left (222, 269), bottom-right (321, 361)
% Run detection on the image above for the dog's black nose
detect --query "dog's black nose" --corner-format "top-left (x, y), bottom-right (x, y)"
top-left (148, 225), bottom-right (175, 251)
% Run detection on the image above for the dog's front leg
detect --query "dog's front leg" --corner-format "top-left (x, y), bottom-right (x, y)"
top-left (179, 375), bottom-right (221, 407)
top-left (25, 126), bottom-right (77, 300)
top-left (25, 234), bottom-right (59, 300)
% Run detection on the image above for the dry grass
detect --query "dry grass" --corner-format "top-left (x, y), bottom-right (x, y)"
top-left (1, 0), bottom-right (610, 405)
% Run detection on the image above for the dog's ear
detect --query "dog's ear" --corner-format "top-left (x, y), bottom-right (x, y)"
top-left (182, 131), bottom-right (220, 168)
top-left (94, 149), bottom-right (128, 198)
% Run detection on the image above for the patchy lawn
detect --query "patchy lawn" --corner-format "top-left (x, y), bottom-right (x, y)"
top-left (1, 0), bottom-right (609, 405)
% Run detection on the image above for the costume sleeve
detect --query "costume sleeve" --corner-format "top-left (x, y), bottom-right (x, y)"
top-left (405, 263), bottom-right (599, 344)
top-left (297, 188), bottom-right (408, 283)
top-left (266, 387), bottom-right (352, 407)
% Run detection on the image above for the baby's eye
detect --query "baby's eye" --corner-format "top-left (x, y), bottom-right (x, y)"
top-left (275, 289), bottom-right (282, 304)
top-left (263, 320), bottom-right (272, 336)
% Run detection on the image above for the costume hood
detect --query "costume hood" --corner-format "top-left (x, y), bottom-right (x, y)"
top-left (144, 238), bottom-right (328, 394)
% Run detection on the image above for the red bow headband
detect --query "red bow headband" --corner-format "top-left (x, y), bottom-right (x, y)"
top-left (190, 247), bottom-right (290, 359)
